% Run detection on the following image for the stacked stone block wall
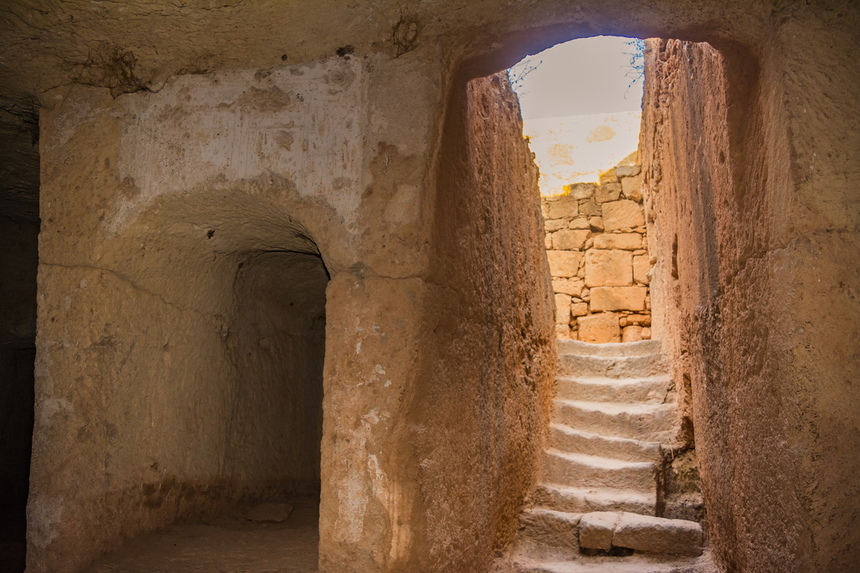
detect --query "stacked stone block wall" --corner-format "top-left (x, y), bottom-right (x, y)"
top-left (541, 164), bottom-right (653, 343)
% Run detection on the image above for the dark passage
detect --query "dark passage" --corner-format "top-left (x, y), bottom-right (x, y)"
top-left (0, 103), bottom-right (39, 573)
top-left (0, 202), bottom-right (39, 573)
top-left (0, 347), bottom-right (34, 573)
top-left (225, 250), bottom-right (328, 499)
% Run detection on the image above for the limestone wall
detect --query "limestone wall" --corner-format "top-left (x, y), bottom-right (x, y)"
top-left (30, 60), bottom-right (367, 573)
top-left (542, 164), bottom-right (653, 343)
top-left (641, 33), bottom-right (860, 573)
top-left (412, 72), bottom-right (555, 570)
top-left (28, 53), bottom-right (554, 573)
top-left (4, 1), bottom-right (859, 573)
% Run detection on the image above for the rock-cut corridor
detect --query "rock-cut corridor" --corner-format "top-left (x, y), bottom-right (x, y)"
top-left (0, 2), bottom-right (857, 573)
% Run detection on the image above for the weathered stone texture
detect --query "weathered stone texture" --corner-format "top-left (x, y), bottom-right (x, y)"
top-left (642, 27), bottom-right (860, 573)
top-left (552, 229), bottom-right (590, 250)
top-left (555, 293), bottom-right (572, 324)
top-left (25, 55), bottom-right (557, 573)
top-left (621, 324), bottom-right (644, 342)
top-left (590, 286), bottom-right (648, 312)
top-left (584, 250), bottom-right (633, 287)
top-left (621, 174), bottom-right (644, 201)
top-left (552, 278), bottom-right (584, 297)
top-left (633, 254), bottom-right (651, 285)
top-left (578, 512), bottom-right (617, 551)
top-left (547, 196), bottom-right (578, 219)
top-left (542, 159), bottom-right (652, 342)
top-left (410, 72), bottom-right (556, 573)
top-left (602, 199), bottom-right (645, 231)
top-left (613, 512), bottom-right (703, 556)
top-left (577, 313), bottom-right (621, 344)
top-left (593, 233), bottom-right (642, 250)
top-left (1, 1), bottom-right (857, 572)
top-left (546, 250), bottom-right (583, 277)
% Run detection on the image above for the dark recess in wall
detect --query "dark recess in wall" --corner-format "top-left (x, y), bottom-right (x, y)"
top-left (0, 107), bottom-right (39, 573)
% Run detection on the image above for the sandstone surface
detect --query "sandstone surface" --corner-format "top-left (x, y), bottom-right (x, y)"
top-left (0, 2), bottom-right (856, 572)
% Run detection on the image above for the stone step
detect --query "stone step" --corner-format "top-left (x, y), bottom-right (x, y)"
top-left (543, 450), bottom-right (656, 492)
top-left (534, 483), bottom-right (657, 516)
top-left (556, 374), bottom-right (671, 403)
top-left (578, 511), bottom-right (704, 557)
top-left (514, 508), bottom-right (581, 561)
top-left (512, 553), bottom-right (714, 573)
top-left (558, 352), bottom-right (668, 379)
top-left (549, 424), bottom-right (662, 463)
top-left (552, 400), bottom-right (676, 442)
top-left (558, 339), bottom-right (663, 357)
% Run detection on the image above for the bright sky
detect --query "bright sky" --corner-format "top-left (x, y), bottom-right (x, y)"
top-left (510, 36), bottom-right (645, 192)
top-left (514, 36), bottom-right (643, 120)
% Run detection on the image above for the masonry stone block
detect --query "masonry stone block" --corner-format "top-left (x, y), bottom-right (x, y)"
top-left (613, 512), bottom-right (703, 556)
top-left (599, 169), bottom-right (619, 184)
top-left (570, 217), bottom-right (590, 229)
top-left (615, 165), bottom-right (641, 177)
top-left (552, 278), bottom-right (584, 297)
top-left (602, 199), bottom-right (645, 230)
top-left (547, 250), bottom-right (583, 278)
top-left (548, 197), bottom-right (578, 219)
top-left (622, 325), bottom-right (644, 342)
top-left (545, 219), bottom-right (566, 232)
top-left (633, 254), bottom-right (651, 284)
top-left (585, 250), bottom-right (633, 287)
top-left (621, 174), bottom-right (644, 202)
top-left (553, 229), bottom-right (590, 250)
top-left (577, 313), bottom-right (621, 344)
top-left (570, 302), bottom-right (589, 318)
top-left (590, 286), bottom-right (648, 311)
top-left (592, 233), bottom-right (642, 250)
top-left (579, 198), bottom-right (600, 216)
top-left (595, 182), bottom-right (622, 204)
top-left (555, 293), bottom-right (572, 325)
top-left (565, 182), bottom-right (597, 200)
top-left (579, 512), bottom-right (619, 551)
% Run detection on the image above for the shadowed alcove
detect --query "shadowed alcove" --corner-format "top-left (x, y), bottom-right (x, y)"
top-left (0, 101), bottom-right (39, 572)
top-left (31, 191), bottom-right (331, 572)
top-left (225, 248), bottom-right (327, 497)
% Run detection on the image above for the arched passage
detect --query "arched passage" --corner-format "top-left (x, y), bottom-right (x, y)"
top-left (225, 249), bottom-right (328, 497)
top-left (29, 188), bottom-right (331, 571)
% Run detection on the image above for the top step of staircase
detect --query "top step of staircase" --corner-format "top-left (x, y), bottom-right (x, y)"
top-left (558, 339), bottom-right (663, 358)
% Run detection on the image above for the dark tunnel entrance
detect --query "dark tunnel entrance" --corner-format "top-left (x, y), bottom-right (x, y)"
top-left (225, 250), bottom-right (328, 501)
top-left (0, 107), bottom-right (39, 572)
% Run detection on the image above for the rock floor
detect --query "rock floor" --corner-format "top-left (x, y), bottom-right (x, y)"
top-left (82, 499), bottom-right (319, 573)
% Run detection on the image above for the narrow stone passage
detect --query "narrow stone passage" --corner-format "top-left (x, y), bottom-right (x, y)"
top-left (501, 340), bottom-right (716, 573)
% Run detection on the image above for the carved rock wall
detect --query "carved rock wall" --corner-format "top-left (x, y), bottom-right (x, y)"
top-left (2, 1), bottom-right (857, 572)
top-left (28, 55), bottom-right (554, 573)
top-left (641, 34), bottom-right (860, 573)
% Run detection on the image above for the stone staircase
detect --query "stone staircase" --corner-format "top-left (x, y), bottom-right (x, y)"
top-left (502, 339), bottom-right (715, 573)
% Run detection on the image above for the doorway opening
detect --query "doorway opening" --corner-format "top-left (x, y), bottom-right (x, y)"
top-left (225, 248), bottom-right (328, 502)
top-left (496, 34), bottom-right (710, 568)
top-left (0, 102), bottom-right (39, 573)
top-left (76, 205), bottom-right (330, 572)
top-left (511, 36), bottom-right (652, 344)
